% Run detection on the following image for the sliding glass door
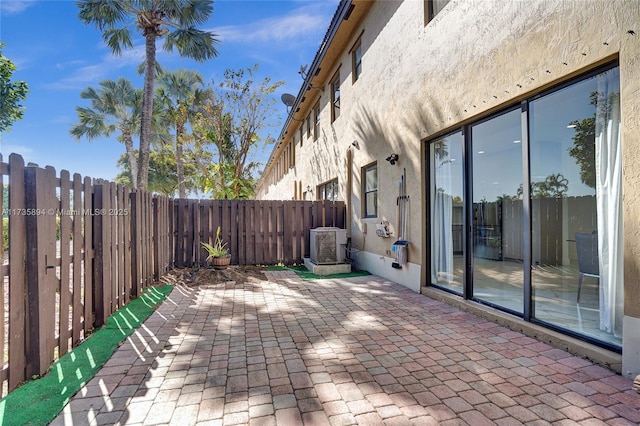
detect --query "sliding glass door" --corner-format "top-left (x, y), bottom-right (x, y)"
top-left (428, 63), bottom-right (622, 348)
top-left (430, 131), bottom-right (464, 294)
top-left (471, 109), bottom-right (523, 313)
top-left (529, 67), bottom-right (622, 345)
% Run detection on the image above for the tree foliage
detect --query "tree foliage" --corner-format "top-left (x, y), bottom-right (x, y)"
top-left (0, 42), bottom-right (29, 132)
top-left (115, 146), bottom-right (195, 197)
top-left (157, 69), bottom-right (206, 198)
top-left (70, 77), bottom-right (171, 188)
top-left (568, 113), bottom-right (596, 189)
top-left (515, 173), bottom-right (569, 199)
top-left (70, 78), bottom-right (142, 186)
top-left (568, 90), bottom-right (619, 189)
top-left (77, 0), bottom-right (219, 191)
top-left (192, 65), bottom-right (284, 199)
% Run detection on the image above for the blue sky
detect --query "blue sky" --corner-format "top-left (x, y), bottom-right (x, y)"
top-left (0, 0), bottom-right (337, 181)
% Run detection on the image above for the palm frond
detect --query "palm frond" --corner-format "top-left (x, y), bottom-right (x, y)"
top-left (164, 29), bottom-right (219, 62)
top-left (76, 0), bottom-right (129, 30)
top-left (103, 28), bottom-right (133, 56)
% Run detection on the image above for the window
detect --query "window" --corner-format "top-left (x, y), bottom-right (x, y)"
top-left (306, 114), bottom-right (311, 137)
top-left (351, 37), bottom-right (362, 83)
top-left (425, 0), bottom-right (450, 23)
top-left (330, 69), bottom-right (341, 122)
top-left (318, 178), bottom-right (338, 201)
top-left (313, 102), bottom-right (320, 141)
top-left (363, 163), bottom-right (377, 217)
top-left (299, 126), bottom-right (303, 148)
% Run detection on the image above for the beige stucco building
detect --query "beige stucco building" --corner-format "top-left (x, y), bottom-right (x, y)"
top-left (254, 0), bottom-right (640, 379)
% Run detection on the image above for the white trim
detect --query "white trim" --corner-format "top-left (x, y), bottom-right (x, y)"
top-left (623, 316), bottom-right (640, 379)
top-left (353, 251), bottom-right (421, 293)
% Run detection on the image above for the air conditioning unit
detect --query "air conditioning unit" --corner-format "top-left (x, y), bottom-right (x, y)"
top-left (310, 227), bottom-right (347, 264)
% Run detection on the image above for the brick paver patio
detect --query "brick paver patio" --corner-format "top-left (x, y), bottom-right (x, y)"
top-left (51, 270), bottom-right (640, 425)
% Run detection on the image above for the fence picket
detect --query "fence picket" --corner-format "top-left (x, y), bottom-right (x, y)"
top-left (123, 186), bottom-right (131, 303)
top-left (238, 201), bottom-right (246, 265)
top-left (254, 201), bottom-right (264, 265)
top-left (8, 154), bottom-right (26, 391)
top-left (59, 170), bottom-right (72, 354)
top-left (108, 182), bottom-right (117, 313)
top-left (83, 177), bottom-right (93, 335)
top-left (130, 191), bottom-right (140, 298)
top-left (283, 201), bottom-right (293, 265)
top-left (247, 202), bottom-right (256, 265)
top-left (71, 173), bottom-right (83, 345)
top-left (92, 184), bottom-right (106, 326)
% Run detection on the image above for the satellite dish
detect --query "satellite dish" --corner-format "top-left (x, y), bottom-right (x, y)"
top-left (281, 93), bottom-right (296, 108)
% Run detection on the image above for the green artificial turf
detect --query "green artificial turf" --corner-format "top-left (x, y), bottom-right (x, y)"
top-left (267, 265), bottom-right (370, 280)
top-left (0, 285), bottom-right (173, 426)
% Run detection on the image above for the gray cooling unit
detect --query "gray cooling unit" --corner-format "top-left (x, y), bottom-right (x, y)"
top-left (310, 227), bottom-right (347, 264)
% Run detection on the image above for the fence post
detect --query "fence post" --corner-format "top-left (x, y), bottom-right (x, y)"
top-left (92, 183), bottom-right (106, 327)
top-left (83, 177), bottom-right (94, 334)
top-left (8, 154), bottom-right (27, 391)
top-left (130, 191), bottom-right (141, 298)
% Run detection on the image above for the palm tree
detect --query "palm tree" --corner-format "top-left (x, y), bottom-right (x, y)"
top-left (77, 0), bottom-right (219, 191)
top-left (70, 78), bottom-right (141, 185)
top-left (157, 69), bottom-right (205, 198)
top-left (191, 66), bottom-right (284, 199)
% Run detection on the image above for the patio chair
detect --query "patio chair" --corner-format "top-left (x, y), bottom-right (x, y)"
top-left (575, 232), bottom-right (600, 302)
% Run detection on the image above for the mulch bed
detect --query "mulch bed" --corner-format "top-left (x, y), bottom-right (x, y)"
top-left (160, 265), bottom-right (269, 288)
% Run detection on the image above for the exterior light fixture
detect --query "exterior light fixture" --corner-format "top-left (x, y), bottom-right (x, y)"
top-left (386, 153), bottom-right (399, 165)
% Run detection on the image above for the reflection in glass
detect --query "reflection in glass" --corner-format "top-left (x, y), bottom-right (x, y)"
top-left (530, 67), bottom-right (621, 346)
top-left (471, 109), bottom-right (523, 313)
top-left (430, 132), bottom-right (464, 293)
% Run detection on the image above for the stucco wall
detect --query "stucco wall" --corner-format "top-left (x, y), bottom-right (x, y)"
top-left (257, 0), bottom-right (640, 318)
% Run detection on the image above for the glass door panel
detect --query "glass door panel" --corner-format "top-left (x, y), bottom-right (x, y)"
top-left (530, 67), bottom-right (621, 347)
top-left (430, 131), bottom-right (464, 294)
top-left (471, 109), bottom-right (523, 313)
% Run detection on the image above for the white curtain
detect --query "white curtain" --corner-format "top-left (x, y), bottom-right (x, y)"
top-left (595, 69), bottom-right (623, 335)
top-left (433, 190), bottom-right (453, 283)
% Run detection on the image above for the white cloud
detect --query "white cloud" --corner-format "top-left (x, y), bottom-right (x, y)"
top-left (55, 60), bottom-right (87, 71)
top-left (46, 45), bottom-right (146, 90)
top-left (0, 0), bottom-right (36, 15)
top-left (0, 143), bottom-right (34, 158)
top-left (212, 4), bottom-right (332, 46)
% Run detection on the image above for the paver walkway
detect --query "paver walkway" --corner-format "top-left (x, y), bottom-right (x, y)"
top-left (51, 270), bottom-right (640, 425)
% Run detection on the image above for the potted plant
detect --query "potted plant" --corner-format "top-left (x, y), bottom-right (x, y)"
top-left (201, 226), bottom-right (231, 270)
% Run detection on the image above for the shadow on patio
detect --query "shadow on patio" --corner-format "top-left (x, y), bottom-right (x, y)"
top-left (51, 269), bottom-right (639, 425)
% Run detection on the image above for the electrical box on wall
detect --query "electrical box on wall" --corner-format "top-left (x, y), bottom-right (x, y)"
top-left (376, 222), bottom-right (390, 238)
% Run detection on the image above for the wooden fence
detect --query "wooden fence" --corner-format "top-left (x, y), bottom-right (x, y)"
top-left (174, 199), bottom-right (345, 268)
top-left (0, 154), bottom-right (169, 395)
top-left (0, 153), bottom-right (345, 396)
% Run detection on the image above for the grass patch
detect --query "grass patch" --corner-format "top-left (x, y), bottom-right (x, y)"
top-left (267, 265), bottom-right (370, 280)
top-left (0, 285), bottom-right (173, 426)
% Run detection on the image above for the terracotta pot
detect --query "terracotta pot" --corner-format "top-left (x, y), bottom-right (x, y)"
top-left (210, 255), bottom-right (231, 270)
